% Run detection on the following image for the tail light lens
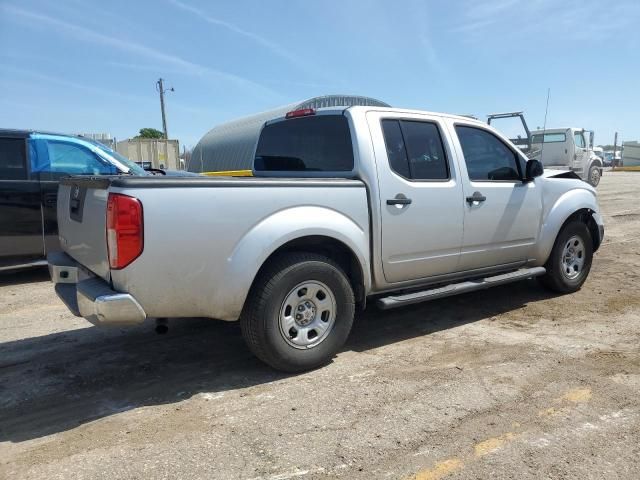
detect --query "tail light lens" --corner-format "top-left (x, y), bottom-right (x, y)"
top-left (106, 193), bottom-right (143, 269)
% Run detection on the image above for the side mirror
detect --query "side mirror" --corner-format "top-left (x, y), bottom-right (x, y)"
top-left (525, 159), bottom-right (543, 180)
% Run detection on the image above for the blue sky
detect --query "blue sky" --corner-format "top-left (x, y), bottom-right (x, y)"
top-left (1, 0), bottom-right (639, 148)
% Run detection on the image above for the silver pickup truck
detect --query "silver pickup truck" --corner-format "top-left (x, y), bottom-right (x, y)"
top-left (49, 106), bottom-right (604, 371)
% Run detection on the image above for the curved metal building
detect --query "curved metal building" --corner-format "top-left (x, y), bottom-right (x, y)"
top-left (187, 95), bottom-right (390, 173)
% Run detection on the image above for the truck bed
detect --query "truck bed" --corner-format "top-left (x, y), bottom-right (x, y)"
top-left (56, 175), bottom-right (370, 321)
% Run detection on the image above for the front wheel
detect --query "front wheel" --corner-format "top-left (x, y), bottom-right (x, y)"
top-left (588, 164), bottom-right (601, 187)
top-left (240, 253), bottom-right (355, 372)
top-left (539, 220), bottom-right (593, 293)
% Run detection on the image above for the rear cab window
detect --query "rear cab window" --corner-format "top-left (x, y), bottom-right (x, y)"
top-left (254, 114), bottom-right (354, 176)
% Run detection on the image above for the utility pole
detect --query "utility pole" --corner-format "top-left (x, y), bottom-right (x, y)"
top-left (156, 78), bottom-right (174, 139)
top-left (612, 132), bottom-right (618, 170)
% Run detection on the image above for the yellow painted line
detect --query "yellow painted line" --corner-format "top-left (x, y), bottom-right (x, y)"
top-left (538, 407), bottom-right (559, 417)
top-left (407, 386), bottom-right (594, 480)
top-left (612, 166), bottom-right (640, 172)
top-left (202, 169), bottom-right (253, 177)
top-left (559, 387), bottom-right (592, 404)
top-left (411, 458), bottom-right (464, 480)
top-left (474, 432), bottom-right (516, 457)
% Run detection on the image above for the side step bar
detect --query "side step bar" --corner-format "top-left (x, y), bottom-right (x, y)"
top-left (376, 267), bottom-right (546, 310)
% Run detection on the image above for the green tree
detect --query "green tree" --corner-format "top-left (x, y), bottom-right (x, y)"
top-left (136, 128), bottom-right (164, 139)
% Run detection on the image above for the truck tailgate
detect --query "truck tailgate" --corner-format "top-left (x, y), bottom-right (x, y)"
top-left (57, 177), bottom-right (111, 281)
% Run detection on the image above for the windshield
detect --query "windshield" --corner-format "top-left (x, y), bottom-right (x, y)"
top-left (85, 139), bottom-right (147, 175)
top-left (531, 133), bottom-right (566, 144)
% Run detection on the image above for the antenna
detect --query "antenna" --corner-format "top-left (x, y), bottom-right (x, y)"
top-left (538, 88), bottom-right (551, 161)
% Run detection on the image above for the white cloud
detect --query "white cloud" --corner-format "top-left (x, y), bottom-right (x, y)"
top-left (1, 3), bottom-right (279, 99)
top-left (167, 0), bottom-right (306, 69)
top-left (3, 65), bottom-right (149, 103)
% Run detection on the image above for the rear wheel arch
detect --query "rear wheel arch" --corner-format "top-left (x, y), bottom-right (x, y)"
top-left (248, 235), bottom-right (367, 308)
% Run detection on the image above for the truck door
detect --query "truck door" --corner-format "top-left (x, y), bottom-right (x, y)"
top-left (31, 135), bottom-right (117, 254)
top-left (572, 130), bottom-right (589, 177)
top-left (0, 134), bottom-right (43, 265)
top-left (451, 122), bottom-right (542, 272)
top-left (367, 111), bottom-right (464, 283)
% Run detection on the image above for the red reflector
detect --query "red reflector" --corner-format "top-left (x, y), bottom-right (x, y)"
top-left (106, 193), bottom-right (143, 269)
top-left (285, 108), bottom-right (315, 119)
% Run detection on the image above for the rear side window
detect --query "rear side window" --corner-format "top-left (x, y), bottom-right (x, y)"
top-left (381, 119), bottom-right (449, 180)
top-left (0, 137), bottom-right (27, 180)
top-left (255, 115), bottom-right (354, 173)
top-left (455, 126), bottom-right (521, 181)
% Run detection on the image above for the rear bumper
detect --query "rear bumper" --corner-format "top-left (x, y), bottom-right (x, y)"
top-left (48, 252), bottom-right (146, 326)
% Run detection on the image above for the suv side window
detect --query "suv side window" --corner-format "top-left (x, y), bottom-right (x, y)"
top-left (574, 131), bottom-right (586, 148)
top-left (381, 119), bottom-right (449, 180)
top-left (43, 141), bottom-right (117, 175)
top-left (455, 126), bottom-right (521, 181)
top-left (0, 137), bottom-right (28, 180)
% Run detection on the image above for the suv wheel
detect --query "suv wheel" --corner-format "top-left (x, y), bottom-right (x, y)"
top-left (241, 253), bottom-right (355, 372)
top-left (539, 220), bottom-right (593, 293)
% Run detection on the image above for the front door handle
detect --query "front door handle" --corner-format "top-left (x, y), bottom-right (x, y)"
top-left (387, 197), bottom-right (412, 206)
top-left (466, 191), bottom-right (486, 204)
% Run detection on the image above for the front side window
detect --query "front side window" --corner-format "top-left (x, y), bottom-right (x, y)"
top-left (455, 126), bottom-right (521, 181)
top-left (0, 137), bottom-right (27, 180)
top-left (44, 141), bottom-right (117, 175)
top-left (574, 132), bottom-right (586, 148)
top-left (381, 119), bottom-right (449, 180)
top-left (255, 115), bottom-right (354, 173)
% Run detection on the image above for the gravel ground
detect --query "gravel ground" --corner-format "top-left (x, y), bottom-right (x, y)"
top-left (1, 172), bottom-right (639, 480)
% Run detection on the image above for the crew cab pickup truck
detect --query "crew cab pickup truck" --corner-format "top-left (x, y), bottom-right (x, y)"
top-left (49, 106), bottom-right (604, 372)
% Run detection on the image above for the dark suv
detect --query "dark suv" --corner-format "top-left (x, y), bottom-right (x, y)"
top-left (0, 129), bottom-right (148, 272)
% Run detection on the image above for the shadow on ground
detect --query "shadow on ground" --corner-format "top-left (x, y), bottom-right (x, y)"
top-left (0, 267), bottom-right (50, 287)
top-left (0, 279), bottom-right (554, 443)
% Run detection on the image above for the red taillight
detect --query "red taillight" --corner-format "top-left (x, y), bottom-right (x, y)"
top-left (106, 193), bottom-right (143, 269)
top-left (285, 108), bottom-right (315, 119)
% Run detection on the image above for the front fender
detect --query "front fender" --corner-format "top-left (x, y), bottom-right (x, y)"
top-left (589, 158), bottom-right (603, 169)
top-left (532, 188), bottom-right (600, 265)
top-left (217, 206), bottom-right (371, 320)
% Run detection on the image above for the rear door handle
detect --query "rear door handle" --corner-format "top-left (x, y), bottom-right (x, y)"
top-left (44, 193), bottom-right (57, 207)
top-left (466, 191), bottom-right (486, 204)
top-left (387, 197), bottom-right (412, 206)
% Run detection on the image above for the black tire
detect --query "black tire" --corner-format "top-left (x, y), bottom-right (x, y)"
top-left (240, 253), bottom-right (355, 372)
top-left (539, 220), bottom-right (593, 293)
top-left (588, 164), bottom-right (601, 187)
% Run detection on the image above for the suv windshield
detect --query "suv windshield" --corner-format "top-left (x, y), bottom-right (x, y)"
top-left (85, 139), bottom-right (147, 175)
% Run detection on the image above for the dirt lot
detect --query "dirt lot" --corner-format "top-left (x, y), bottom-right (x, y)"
top-left (1, 172), bottom-right (639, 480)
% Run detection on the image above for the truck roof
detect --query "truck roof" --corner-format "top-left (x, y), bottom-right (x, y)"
top-left (0, 128), bottom-right (86, 139)
top-left (531, 128), bottom-right (576, 134)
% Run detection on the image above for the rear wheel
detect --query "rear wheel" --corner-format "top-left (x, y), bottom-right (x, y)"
top-left (240, 253), bottom-right (355, 372)
top-left (588, 164), bottom-right (601, 187)
top-left (539, 220), bottom-right (593, 293)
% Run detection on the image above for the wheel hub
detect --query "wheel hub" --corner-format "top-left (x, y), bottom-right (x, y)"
top-left (278, 281), bottom-right (337, 349)
top-left (561, 235), bottom-right (585, 280)
top-left (295, 301), bottom-right (316, 326)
